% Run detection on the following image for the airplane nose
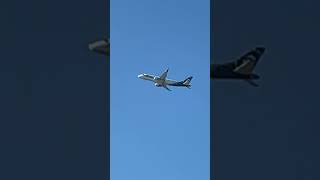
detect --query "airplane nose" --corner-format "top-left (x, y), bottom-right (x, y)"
top-left (138, 74), bottom-right (143, 78)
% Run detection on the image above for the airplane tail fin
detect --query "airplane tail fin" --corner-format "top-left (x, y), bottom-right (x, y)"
top-left (183, 76), bottom-right (193, 85)
top-left (183, 76), bottom-right (193, 88)
top-left (233, 47), bottom-right (265, 75)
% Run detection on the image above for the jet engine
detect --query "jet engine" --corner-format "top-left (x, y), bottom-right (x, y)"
top-left (154, 83), bottom-right (162, 87)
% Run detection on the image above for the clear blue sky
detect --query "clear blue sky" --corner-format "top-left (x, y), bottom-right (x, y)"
top-left (111, 1), bottom-right (209, 180)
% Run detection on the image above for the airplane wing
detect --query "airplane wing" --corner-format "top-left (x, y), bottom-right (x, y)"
top-left (163, 84), bottom-right (171, 91)
top-left (233, 47), bottom-right (265, 74)
top-left (159, 68), bottom-right (169, 80)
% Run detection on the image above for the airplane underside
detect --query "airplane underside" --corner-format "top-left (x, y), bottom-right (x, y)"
top-left (168, 83), bottom-right (190, 87)
top-left (212, 74), bottom-right (260, 87)
top-left (155, 81), bottom-right (190, 89)
top-left (211, 72), bottom-right (260, 80)
top-left (211, 68), bottom-right (260, 87)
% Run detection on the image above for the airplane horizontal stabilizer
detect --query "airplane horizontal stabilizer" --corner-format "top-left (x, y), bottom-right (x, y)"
top-left (244, 79), bottom-right (259, 87)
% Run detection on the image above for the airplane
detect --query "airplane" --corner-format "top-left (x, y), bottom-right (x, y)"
top-left (138, 69), bottom-right (193, 91)
top-left (88, 38), bottom-right (110, 56)
top-left (210, 47), bottom-right (265, 87)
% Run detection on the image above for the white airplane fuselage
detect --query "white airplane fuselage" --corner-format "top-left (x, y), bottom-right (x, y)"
top-left (138, 74), bottom-right (179, 86)
top-left (138, 71), bottom-right (192, 91)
